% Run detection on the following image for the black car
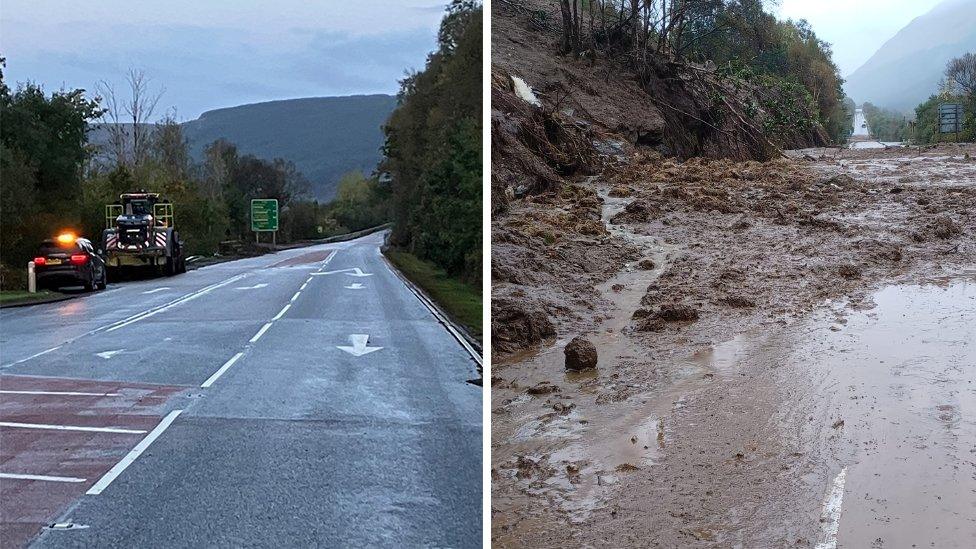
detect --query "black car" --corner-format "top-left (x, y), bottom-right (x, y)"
top-left (33, 235), bottom-right (108, 291)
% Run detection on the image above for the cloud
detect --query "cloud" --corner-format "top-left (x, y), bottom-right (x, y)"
top-left (0, 1), bottom-right (443, 118)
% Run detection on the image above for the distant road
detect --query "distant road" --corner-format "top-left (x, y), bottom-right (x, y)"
top-left (0, 231), bottom-right (482, 548)
top-left (852, 108), bottom-right (870, 138)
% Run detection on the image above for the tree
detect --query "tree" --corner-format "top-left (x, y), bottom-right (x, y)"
top-left (0, 58), bottom-right (103, 277)
top-left (382, 0), bottom-right (482, 282)
top-left (945, 53), bottom-right (976, 98)
top-left (95, 69), bottom-right (165, 170)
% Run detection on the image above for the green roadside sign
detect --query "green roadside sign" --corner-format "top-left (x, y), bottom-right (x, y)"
top-left (250, 199), bottom-right (279, 232)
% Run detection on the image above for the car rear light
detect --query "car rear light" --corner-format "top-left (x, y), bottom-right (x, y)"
top-left (70, 254), bottom-right (88, 265)
top-left (33, 257), bottom-right (46, 265)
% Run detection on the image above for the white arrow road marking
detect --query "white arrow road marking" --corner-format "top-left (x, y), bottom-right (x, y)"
top-left (235, 283), bottom-right (268, 290)
top-left (815, 467), bottom-right (848, 549)
top-left (141, 287), bottom-right (170, 294)
top-left (336, 334), bottom-right (383, 356)
top-left (345, 283), bottom-right (365, 290)
top-left (311, 268), bottom-right (373, 278)
top-left (95, 349), bottom-right (125, 359)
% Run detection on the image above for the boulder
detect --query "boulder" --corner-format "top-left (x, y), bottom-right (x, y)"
top-left (564, 336), bottom-right (598, 370)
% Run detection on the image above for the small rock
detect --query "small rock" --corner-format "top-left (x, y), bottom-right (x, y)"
top-left (564, 336), bottom-right (598, 371)
top-left (637, 259), bottom-right (656, 270)
top-left (837, 264), bottom-right (861, 279)
top-left (526, 382), bottom-right (559, 395)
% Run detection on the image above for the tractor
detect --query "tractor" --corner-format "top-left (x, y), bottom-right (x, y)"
top-left (102, 192), bottom-right (186, 276)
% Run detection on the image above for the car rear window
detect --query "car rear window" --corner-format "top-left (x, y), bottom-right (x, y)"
top-left (39, 243), bottom-right (82, 255)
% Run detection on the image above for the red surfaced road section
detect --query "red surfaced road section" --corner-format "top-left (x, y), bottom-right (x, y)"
top-left (0, 375), bottom-right (186, 549)
top-left (269, 249), bottom-right (333, 268)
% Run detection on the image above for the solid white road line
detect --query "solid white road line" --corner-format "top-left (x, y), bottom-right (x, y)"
top-left (382, 256), bottom-right (482, 367)
top-left (0, 390), bottom-right (120, 397)
top-left (106, 273), bottom-right (247, 332)
top-left (272, 303), bottom-right (291, 321)
top-left (0, 421), bottom-right (146, 434)
top-left (814, 466), bottom-right (849, 549)
top-left (2, 346), bottom-right (63, 368)
top-left (0, 472), bottom-right (87, 483)
top-left (200, 352), bottom-right (244, 388)
top-left (86, 409), bottom-right (183, 495)
top-left (249, 322), bottom-right (273, 343)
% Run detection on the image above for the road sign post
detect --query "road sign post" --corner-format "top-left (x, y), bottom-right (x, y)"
top-left (250, 199), bottom-right (279, 250)
top-left (939, 103), bottom-right (963, 142)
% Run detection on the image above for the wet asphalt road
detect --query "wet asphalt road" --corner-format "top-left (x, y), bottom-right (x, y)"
top-left (0, 231), bottom-right (482, 548)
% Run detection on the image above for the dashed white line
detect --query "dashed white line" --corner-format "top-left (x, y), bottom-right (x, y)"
top-left (200, 352), bottom-right (244, 388)
top-left (0, 472), bottom-right (87, 483)
top-left (141, 287), bottom-right (170, 294)
top-left (0, 421), bottom-right (146, 434)
top-left (249, 322), bottom-right (273, 343)
top-left (300, 281), bottom-right (309, 290)
top-left (290, 291), bottom-right (301, 303)
top-left (272, 303), bottom-right (291, 321)
top-left (814, 466), bottom-right (848, 549)
top-left (0, 390), bottom-right (120, 397)
top-left (86, 409), bottom-right (183, 495)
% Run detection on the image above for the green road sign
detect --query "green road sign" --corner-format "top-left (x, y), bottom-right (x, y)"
top-left (250, 199), bottom-right (279, 232)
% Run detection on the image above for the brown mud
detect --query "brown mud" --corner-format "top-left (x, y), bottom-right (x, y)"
top-left (491, 144), bottom-right (976, 547)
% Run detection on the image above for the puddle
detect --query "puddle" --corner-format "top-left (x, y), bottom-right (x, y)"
top-left (794, 276), bottom-right (976, 546)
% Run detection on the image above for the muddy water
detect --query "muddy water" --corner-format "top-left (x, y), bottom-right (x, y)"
top-left (492, 179), bottom-right (706, 528)
top-left (794, 276), bottom-right (976, 547)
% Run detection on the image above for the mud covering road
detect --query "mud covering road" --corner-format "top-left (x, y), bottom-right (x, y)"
top-left (491, 143), bottom-right (976, 547)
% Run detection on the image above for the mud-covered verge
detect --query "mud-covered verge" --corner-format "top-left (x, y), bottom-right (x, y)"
top-left (490, 143), bottom-right (976, 547)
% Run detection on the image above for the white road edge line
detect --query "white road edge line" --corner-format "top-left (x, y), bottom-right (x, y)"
top-left (272, 303), bottom-right (291, 321)
top-left (200, 352), bottom-right (244, 388)
top-left (0, 472), bottom-right (87, 483)
top-left (4, 346), bottom-right (63, 367)
top-left (0, 422), bottom-right (146, 434)
top-left (814, 466), bottom-right (848, 549)
top-left (249, 322), bottom-right (273, 343)
top-left (0, 390), bottom-right (120, 397)
top-left (382, 256), bottom-right (482, 367)
top-left (86, 409), bottom-right (183, 495)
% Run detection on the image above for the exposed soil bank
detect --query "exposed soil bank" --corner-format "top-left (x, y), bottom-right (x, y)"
top-left (491, 144), bottom-right (976, 547)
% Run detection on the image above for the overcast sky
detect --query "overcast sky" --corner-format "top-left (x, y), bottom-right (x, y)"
top-left (776, 0), bottom-right (944, 77)
top-left (1, 1), bottom-right (446, 119)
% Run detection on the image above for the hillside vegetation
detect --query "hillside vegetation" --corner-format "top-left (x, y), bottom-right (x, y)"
top-left (382, 0), bottom-right (482, 284)
top-left (88, 95), bottom-right (395, 201)
top-left (0, 61), bottom-right (389, 289)
top-left (491, 0), bottom-right (847, 214)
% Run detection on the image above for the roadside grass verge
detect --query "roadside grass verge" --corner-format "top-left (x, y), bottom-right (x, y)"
top-left (0, 290), bottom-right (60, 306)
top-left (384, 249), bottom-right (482, 342)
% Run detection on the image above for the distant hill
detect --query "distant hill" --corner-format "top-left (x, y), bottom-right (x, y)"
top-left (90, 95), bottom-right (396, 201)
top-left (844, 0), bottom-right (976, 112)
top-left (183, 95), bottom-right (396, 200)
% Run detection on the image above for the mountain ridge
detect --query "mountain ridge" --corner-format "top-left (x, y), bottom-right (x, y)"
top-left (843, 0), bottom-right (976, 111)
top-left (89, 94), bottom-right (397, 201)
